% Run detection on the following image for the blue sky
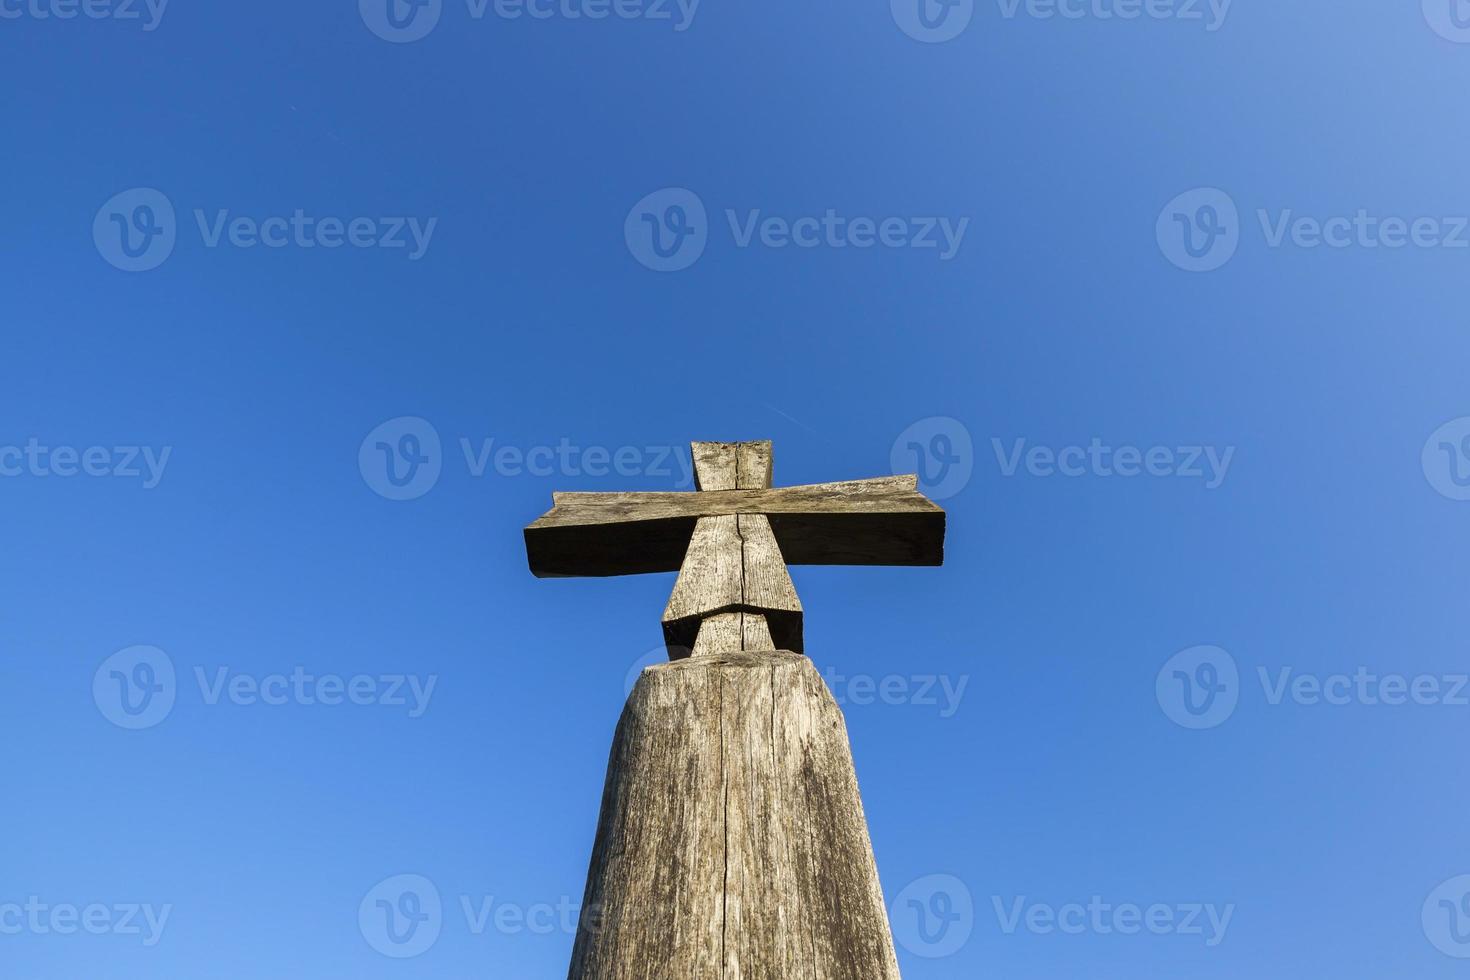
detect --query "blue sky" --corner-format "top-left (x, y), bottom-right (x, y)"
top-left (5, 1), bottom-right (1470, 977)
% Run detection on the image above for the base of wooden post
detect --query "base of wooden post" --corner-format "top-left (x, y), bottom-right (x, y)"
top-left (567, 650), bottom-right (902, 980)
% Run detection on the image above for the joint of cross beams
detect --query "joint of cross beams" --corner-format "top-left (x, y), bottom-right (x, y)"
top-left (664, 605), bottom-right (803, 659)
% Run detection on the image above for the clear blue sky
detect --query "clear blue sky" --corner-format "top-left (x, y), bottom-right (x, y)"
top-left (5, 2), bottom-right (1470, 977)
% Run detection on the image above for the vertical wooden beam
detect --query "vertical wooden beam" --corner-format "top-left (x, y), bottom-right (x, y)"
top-left (691, 440), bottom-right (773, 493)
top-left (567, 651), bottom-right (903, 980)
top-left (664, 443), bottom-right (802, 657)
top-left (689, 611), bottom-right (778, 658)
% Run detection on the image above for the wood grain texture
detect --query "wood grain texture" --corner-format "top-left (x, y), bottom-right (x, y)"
top-left (664, 444), bottom-right (803, 657)
top-left (662, 513), bottom-right (803, 656)
top-left (691, 440), bottom-right (772, 492)
top-left (567, 651), bottom-right (902, 980)
top-left (663, 516), bottom-right (745, 624)
top-left (735, 441), bottom-right (773, 491)
top-left (738, 515), bottom-right (799, 614)
top-left (526, 476), bottom-right (943, 578)
top-left (690, 611), bottom-right (743, 659)
top-left (692, 442), bottom-right (740, 491)
top-left (740, 611), bottom-right (775, 652)
top-left (688, 611), bottom-right (775, 658)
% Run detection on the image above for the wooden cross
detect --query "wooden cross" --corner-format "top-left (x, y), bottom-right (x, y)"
top-left (525, 440), bottom-right (945, 658)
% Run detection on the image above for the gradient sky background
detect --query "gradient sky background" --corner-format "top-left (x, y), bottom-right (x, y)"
top-left (5, 1), bottom-right (1470, 977)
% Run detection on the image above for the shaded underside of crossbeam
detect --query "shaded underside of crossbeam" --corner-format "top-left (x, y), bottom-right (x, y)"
top-left (526, 508), bottom-right (945, 578)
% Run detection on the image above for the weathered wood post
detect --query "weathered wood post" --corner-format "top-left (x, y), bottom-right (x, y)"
top-left (525, 441), bottom-right (945, 980)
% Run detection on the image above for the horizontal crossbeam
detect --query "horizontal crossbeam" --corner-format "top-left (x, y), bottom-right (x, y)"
top-left (525, 475), bottom-right (944, 578)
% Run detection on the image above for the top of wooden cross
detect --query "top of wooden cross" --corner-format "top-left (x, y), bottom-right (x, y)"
top-left (524, 440), bottom-right (945, 658)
